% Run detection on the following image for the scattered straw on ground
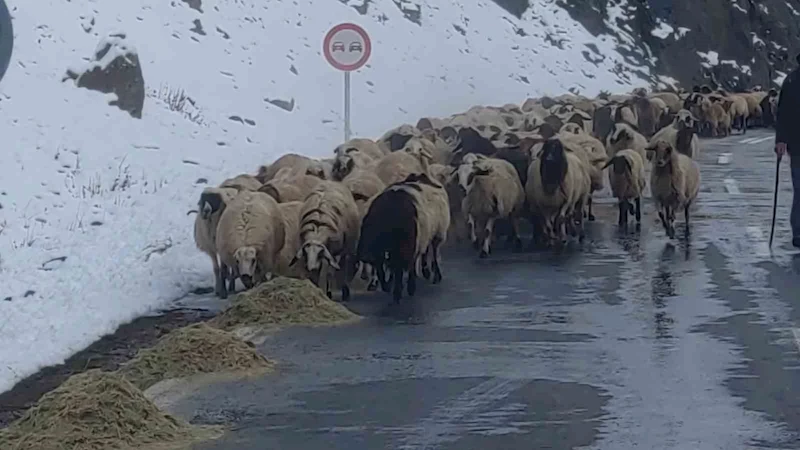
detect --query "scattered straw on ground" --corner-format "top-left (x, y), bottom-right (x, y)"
top-left (117, 323), bottom-right (274, 390)
top-left (208, 276), bottom-right (360, 330)
top-left (0, 370), bottom-right (221, 450)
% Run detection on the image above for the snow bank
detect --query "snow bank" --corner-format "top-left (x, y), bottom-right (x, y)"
top-left (0, 0), bottom-right (650, 393)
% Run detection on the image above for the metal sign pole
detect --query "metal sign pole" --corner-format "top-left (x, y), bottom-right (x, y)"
top-left (344, 71), bottom-right (351, 142)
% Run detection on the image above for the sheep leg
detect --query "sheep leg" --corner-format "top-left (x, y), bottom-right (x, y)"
top-left (617, 201), bottom-right (627, 227)
top-left (338, 254), bottom-right (351, 302)
top-left (575, 207), bottom-right (586, 242)
top-left (392, 268), bottom-right (404, 304)
top-left (217, 262), bottom-right (229, 299)
top-left (377, 261), bottom-right (391, 293)
top-left (367, 265), bottom-right (379, 291)
top-left (407, 260), bottom-right (417, 297)
top-left (420, 249), bottom-right (432, 280)
top-left (480, 217), bottom-right (496, 258)
top-left (634, 197), bottom-right (642, 223)
top-left (212, 255), bottom-right (225, 298)
top-left (431, 237), bottom-right (444, 284)
top-left (587, 196), bottom-right (595, 221)
top-left (684, 203), bottom-right (691, 236)
top-left (227, 266), bottom-right (238, 294)
top-left (510, 217), bottom-right (523, 252)
top-left (359, 262), bottom-right (370, 281)
top-left (468, 215), bottom-right (479, 250)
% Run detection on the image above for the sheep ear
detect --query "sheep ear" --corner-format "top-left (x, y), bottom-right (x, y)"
top-left (601, 157), bottom-right (615, 170)
top-left (322, 247), bottom-right (340, 270)
top-left (289, 248), bottom-right (303, 267)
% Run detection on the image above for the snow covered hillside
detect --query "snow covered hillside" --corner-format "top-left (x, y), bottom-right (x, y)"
top-left (0, 0), bottom-right (653, 393)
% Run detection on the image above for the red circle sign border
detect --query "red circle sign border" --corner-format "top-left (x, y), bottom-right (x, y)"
top-left (323, 22), bottom-right (371, 72)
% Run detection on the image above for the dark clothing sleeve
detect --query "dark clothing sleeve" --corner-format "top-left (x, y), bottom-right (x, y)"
top-left (776, 71), bottom-right (797, 148)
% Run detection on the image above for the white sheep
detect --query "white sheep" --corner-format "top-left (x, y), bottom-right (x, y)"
top-left (370, 149), bottom-right (426, 186)
top-left (331, 138), bottom-right (387, 181)
top-left (258, 173), bottom-right (322, 203)
top-left (274, 201), bottom-right (304, 279)
top-left (215, 190), bottom-right (286, 298)
top-left (648, 140), bottom-right (701, 239)
top-left (342, 169), bottom-right (387, 290)
top-left (290, 180), bottom-right (361, 301)
top-left (193, 186), bottom-right (239, 297)
top-left (605, 122), bottom-right (648, 161)
top-left (649, 109), bottom-right (699, 159)
top-left (219, 174), bottom-right (263, 191)
top-left (463, 156), bottom-right (526, 257)
top-left (256, 153), bottom-right (316, 183)
top-left (526, 138), bottom-right (592, 245)
top-left (603, 149), bottom-right (646, 227)
top-left (557, 131), bottom-right (608, 221)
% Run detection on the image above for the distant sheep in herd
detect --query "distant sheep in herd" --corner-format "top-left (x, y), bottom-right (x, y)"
top-left (191, 83), bottom-right (777, 305)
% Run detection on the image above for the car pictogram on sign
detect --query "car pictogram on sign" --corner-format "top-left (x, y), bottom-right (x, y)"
top-left (349, 42), bottom-right (362, 52)
top-left (332, 41), bottom-right (345, 52)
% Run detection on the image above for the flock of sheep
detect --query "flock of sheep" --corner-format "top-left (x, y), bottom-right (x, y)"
top-left (192, 84), bottom-right (780, 304)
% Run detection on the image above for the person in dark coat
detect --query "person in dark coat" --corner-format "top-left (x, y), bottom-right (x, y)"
top-left (775, 53), bottom-right (800, 248)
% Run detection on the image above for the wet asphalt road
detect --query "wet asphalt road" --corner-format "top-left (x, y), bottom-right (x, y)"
top-left (173, 129), bottom-right (800, 449)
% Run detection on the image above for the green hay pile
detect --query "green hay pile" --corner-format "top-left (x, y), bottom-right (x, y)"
top-left (117, 323), bottom-right (274, 390)
top-left (209, 276), bottom-right (360, 330)
top-left (0, 370), bottom-right (220, 450)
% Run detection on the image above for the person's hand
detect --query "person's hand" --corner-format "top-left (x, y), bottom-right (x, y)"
top-left (776, 142), bottom-right (787, 158)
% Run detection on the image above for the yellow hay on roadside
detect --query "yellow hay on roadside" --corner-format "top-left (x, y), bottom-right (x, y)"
top-left (117, 323), bottom-right (274, 390)
top-left (208, 276), bottom-right (360, 330)
top-left (0, 370), bottom-right (221, 450)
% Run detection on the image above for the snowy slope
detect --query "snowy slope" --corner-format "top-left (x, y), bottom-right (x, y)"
top-left (0, 0), bottom-right (650, 393)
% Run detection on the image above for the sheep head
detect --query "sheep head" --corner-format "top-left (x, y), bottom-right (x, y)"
top-left (331, 153), bottom-right (356, 181)
top-left (675, 110), bottom-right (698, 132)
top-left (290, 241), bottom-right (339, 274)
top-left (198, 190), bottom-right (224, 220)
top-left (648, 141), bottom-right (674, 168)
top-left (609, 124), bottom-right (631, 145)
top-left (306, 161), bottom-right (327, 180)
top-left (560, 122), bottom-right (583, 135)
top-left (233, 246), bottom-right (259, 288)
top-left (539, 138), bottom-right (568, 196)
top-left (466, 161), bottom-right (492, 187)
top-left (385, 133), bottom-right (414, 151)
top-left (602, 154), bottom-right (632, 175)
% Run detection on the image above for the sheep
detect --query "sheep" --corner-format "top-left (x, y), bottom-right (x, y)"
top-left (462, 157), bottom-right (526, 257)
top-left (336, 138), bottom-right (387, 160)
top-left (256, 153), bottom-right (316, 183)
top-left (290, 180), bottom-right (361, 301)
top-left (648, 140), bottom-right (701, 239)
top-left (331, 139), bottom-right (385, 181)
top-left (697, 97), bottom-right (730, 137)
top-left (603, 149), bottom-right (646, 227)
top-left (257, 174), bottom-right (322, 203)
top-left (219, 174), bottom-right (263, 191)
top-left (370, 149), bottom-right (426, 186)
top-left (274, 201), bottom-right (304, 279)
top-left (557, 131), bottom-right (608, 220)
top-left (605, 122), bottom-right (648, 161)
top-left (378, 124), bottom-right (421, 152)
top-left (356, 172), bottom-right (450, 303)
top-left (340, 170), bottom-right (386, 291)
top-left (649, 92), bottom-right (682, 114)
top-left (193, 187), bottom-right (240, 297)
top-left (341, 168), bottom-right (386, 204)
top-left (628, 95), bottom-right (668, 137)
top-left (525, 138), bottom-right (592, 245)
top-left (215, 191), bottom-right (286, 299)
top-left (723, 93), bottom-right (750, 133)
top-left (649, 109), bottom-right (700, 159)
